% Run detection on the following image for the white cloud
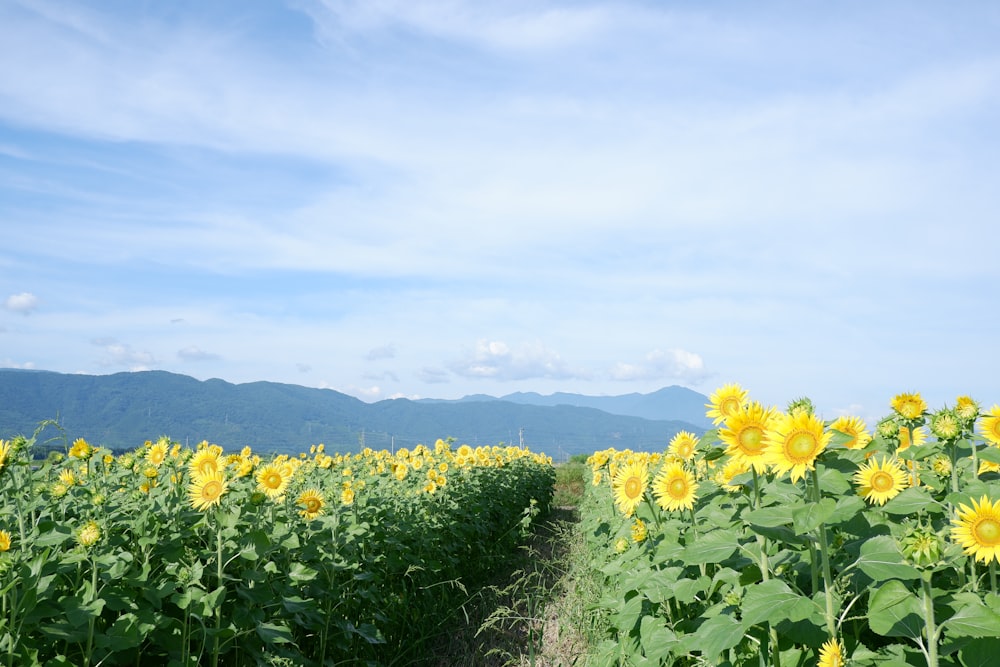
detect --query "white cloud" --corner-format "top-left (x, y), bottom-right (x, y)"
top-left (417, 367), bottom-right (450, 384)
top-left (4, 292), bottom-right (39, 314)
top-left (91, 338), bottom-right (157, 370)
top-left (450, 339), bottom-right (588, 382)
top-left (610, 348), bottom-right (708, 382)
top-left (177, 346), bottom-right (221, 362)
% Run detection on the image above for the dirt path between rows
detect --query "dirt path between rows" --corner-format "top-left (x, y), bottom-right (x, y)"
top-left (429, 506), bottom-right (587, 667)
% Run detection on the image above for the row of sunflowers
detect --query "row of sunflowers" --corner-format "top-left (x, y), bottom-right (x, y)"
top-left (579, 385), bottom-right (1000, 667)
top-left (0, 427), bottom-right (554, 666)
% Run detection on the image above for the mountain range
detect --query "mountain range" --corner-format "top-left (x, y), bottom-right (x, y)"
top-left (0, 369), bottom-right (711, 459)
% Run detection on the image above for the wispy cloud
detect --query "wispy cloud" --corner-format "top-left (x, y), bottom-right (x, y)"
top-left (177, 346), bottom-right (221, 362)
top-left (609, 349), bottom-right (708, 383)
top-left (449, 339), bottom-right (588, 382)
top-left (91, 337), bottom-right (157, 370)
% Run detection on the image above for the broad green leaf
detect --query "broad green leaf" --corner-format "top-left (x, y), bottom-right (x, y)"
top-left (792, 498), bottom-right (838, 535)
top-left (945, 593), bottom-right (1000, 638)
top-left (289, 562), bottom-right (318, 582)
top-left (855, 536), bottom-right (920, 581)
top-left (639, 615), bottom-right (678, 662)
top-left (976, 446), bottom-right (1000, 464)
top-left (744, 505), bottom-right (795, 528)
top-left (883, 487), bottom-right (937, 515)
top-left (740, 579), bottom-right (817, 627)
top-left (867, 580), bottom-right (923, 639)
top-left (689, 614), bottom-right (744, 661)
top-left (680, 530), bottom-right (740, 565)
top-left (827, 495), bottom-right (867, 526)
top-left (959, 637), bottom-right (1000, 667)
top-left (672, 576), bottom-right (710, 604)
top-left (257, 621), bottom-right (294, 645)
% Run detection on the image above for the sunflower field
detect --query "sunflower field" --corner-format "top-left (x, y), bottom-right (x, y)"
top-left (579, 386), bottom-right (1000, 667)
top-left (0, 429), bottom-right (554, 666)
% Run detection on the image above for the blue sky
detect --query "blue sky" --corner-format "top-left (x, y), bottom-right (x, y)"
top-left (2, 0), bottom-right (999, 424)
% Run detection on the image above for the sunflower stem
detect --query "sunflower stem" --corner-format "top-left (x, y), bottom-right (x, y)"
top-left (211, 516), bottom-right (224, 667)
top-left (991, 561), bottom-right (997, 595)
top-left (811, 467), bottom-right (837, 638)
top-left (920, 571), bottom-right (939, 667)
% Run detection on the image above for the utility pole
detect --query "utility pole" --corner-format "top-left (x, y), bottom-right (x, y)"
top-left (519, 427), bottom-right (524, 448)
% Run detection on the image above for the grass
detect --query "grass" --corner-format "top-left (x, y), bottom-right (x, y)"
top-left (428, 462), bottom-right (605, 666)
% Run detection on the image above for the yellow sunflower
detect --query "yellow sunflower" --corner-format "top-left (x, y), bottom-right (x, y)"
top-left (897, 426), bottom-right (927, 452)
top-left (977, 405), bottom-right (1000, 446)
top-left (0, 439), bottom-right (10, 472)
top-left (147, 441), bottom-right (168, 467)
top-left (951, 495), bottom-right (1000, 564)
top-left (955, 395), bottom-right (980, 424)
top-left (76, 521), bottom-right (101, 548)
top-left (188, 472), bottom-right (228, 511)
top-left (818, 638), bottom-right (844, 667)
top-left (706, 383), bottom-right (750, 425)
top-left (829, 415), bottom-right (872, 450)
top-left (854, 456), bottom-right (908, 505)
top-left (891, 391), bottom-right (927, 421)
top-left (255, 463), bottom-right (289, 498)
top-left (764, 411), bottom-right (831, 482)
top-left (611, 460), bottom-right (649, 517)
top-left (189, 449), bottom-right (221, 479)
top-left (297, 488), bottom-right (325, 519)
top-left (652, 462), bottom-right (699, 512)
top-left (930, 410), bottom-right (960, 441)
top-left (668, 431), bottom-right (700, 461)
top-left (631, 518), bottom-right (647, 543)
top-left (69, 438), bottom-right (93, 460)
top-left (720, 402), bottom-right (777, 473)
top-left (0, 529), bottom-right (11, 552)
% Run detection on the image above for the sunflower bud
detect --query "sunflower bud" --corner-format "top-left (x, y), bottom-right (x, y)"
top-left (901, 525), bottom-right (943, 568)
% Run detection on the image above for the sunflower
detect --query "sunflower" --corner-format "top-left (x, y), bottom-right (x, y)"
top-left (854, 456), bottom-right (908, 505)
top-left (897, 426), bottom-right (927, 452)
top-left (764, 411), bottom-right (832, 482)
top-left (342, 486), bottom-right (356, 504)
top-left (189, 449), bottom-right (221, 479)
top-left (0, 439), bottom-right (12, 472)
top-left (930, 409), bottom-right (960, 441)
top-left (652, 462), bottom-right (699, 512)
top-left (255, 463), bottom-right (289, 498)
top-left (951, 495), bottom-right (1000, 564)
top-left (297, 488), bottom-right (325, 519)
top-left (714, 458), bottom-right (750, 493)
top-left (980, 460), bottom-right (1000, 475)
top-left (76, 521), bottom-right (101, 548)
top-left (188, 472), bottom-right (228, 511)
top-left (69, 438), bottom-right (93, 460)
top-left (720, 402), bottom-right (777, 473)
top-left (668, 431), bottom-right (700, 461)
top-left (706, 383), bottom-right (750, 425)
top-left (829, 415), bottom-right (872, 450)
top-left (978, 405), bottom-right (1000, 446)
top-left (611, 460), bottom-right (649, 517)
top-left (147, 441), bottom-right (168, 467)
top-left (631, 518), bottom-right (647, 543)
top-left (955, 395), bottom-right (980, 424)
top-left (817, 638), bottom-right (844, 667)
top-left (0, 530), bottom-right (11, 552)
top-left (891, 392), bottom-right (927, 422)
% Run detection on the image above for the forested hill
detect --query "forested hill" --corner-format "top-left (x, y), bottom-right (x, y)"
top-left (0, 369), bottom-right (708, 459)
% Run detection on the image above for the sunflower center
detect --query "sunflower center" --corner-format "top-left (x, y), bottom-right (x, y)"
top-left (974, 518), bottom-right (1000, 546)
top-left (677, 443), bottom-right (694, 458)
top-left (871, 471), bottom-right (895, 493)
top-left (265, 473), bottom-right (282, 488)
top-left (305, 499), bottom-right (321, 512)
top-left (786, 432), bottom-right (817, 460)
top-left (738, 426), bottom-right (764, 454)
top-left (669, 478), bottom-right (688, 497)
top-left (721, 397), bottom-right (740, 417)
top-left (202, 480), bottom-right (222, 499)
top-left (624, 476), bottom-right (643, 499)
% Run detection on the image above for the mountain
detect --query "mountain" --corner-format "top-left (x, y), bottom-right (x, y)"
top-left (421, 386), bottom-right (713, 428)
top-left (0, 369), bottom-right (707, 459)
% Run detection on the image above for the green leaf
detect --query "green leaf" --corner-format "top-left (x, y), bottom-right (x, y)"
top-left (689, 614), bottom-right (744, 661)
top-left (639, 615), bottom-right (678, 662)
top-left (867, 580), bottom-right (923, 639)
top-left (959, 637), bottom-right (1000, 667)
top-left (680, 530), bottom-right (740, 565)
top-left (827, 495), bottom-right (867, 526)
top-left (740, 579), bottom-right (817, 627)
top-left (883, 487), bottom-right (937, 515)
top-left (945, 593), bottom-right (1000, 638)
top-left (256, 621), bottom-right (294, 645)
top-left (855, 535), bottom-right (921, 581)
top-left (976, 446), bottom-right (1000, 464)
top-left (792, 498), bottom-right (838, 535)
top-left (288, 562), bottom-right (318, 582)
top-left (744, 505), bottom-right (795, 528)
